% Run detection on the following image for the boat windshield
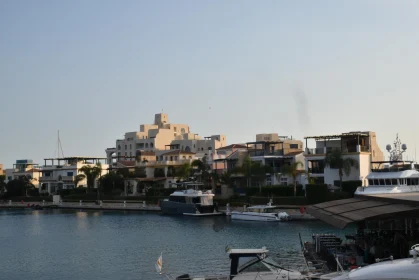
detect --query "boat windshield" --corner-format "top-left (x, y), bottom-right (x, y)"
top-left (238, 256), bottom-right (287, 274)
top-left (248, 208), bottom-right (274, 213)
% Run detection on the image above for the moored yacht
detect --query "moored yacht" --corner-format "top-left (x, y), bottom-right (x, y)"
top-left (355, 161), bottom-right (419, 195)
top-left (159, 183), bottom-right (222, 216)
top-left (156, 247), bottom-right (308, 280)
top-left (231, 200), bottom-right (289, 222)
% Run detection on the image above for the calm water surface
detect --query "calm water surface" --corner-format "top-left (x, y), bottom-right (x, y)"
top-left (0, 209), bottom-right (354, 279)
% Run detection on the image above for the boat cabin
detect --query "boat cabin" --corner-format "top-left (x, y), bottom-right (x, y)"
top-left (168, 189), bottom-right (215, 206)
top-left (228, 247), bottom-right (299, 279)
top-left (245, 205), bottom-right (277, 213)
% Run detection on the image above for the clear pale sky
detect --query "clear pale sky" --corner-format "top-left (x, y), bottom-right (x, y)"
top-left (1, 0), bottom-right (419, 168)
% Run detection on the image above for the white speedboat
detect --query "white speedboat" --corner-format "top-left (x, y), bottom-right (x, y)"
top-left (231, 201), bottom-right (289, 222)
top-left (314, 244), bottom-right (419, 280)
top-left (157, 247), bottom-right (308, 280)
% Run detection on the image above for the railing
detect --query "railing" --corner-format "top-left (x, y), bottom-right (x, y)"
top-left (307, 168), bottom-right (325, 174)
top-left (248, 150), bottom-right (284, 157)
top-left (137, 159), bottom-right (194, 166)
top-left (305, 148), bottom-right (325, 155)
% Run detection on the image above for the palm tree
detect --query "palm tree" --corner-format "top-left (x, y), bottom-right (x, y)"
top-left (324, 149), bottom-right (359, 188)
top-left (280, 161), bottom-right (305, 196)
top-left (74, 174), bottom-right (86, 188)
top-left (79, 163), bottom-right (102, 192)
top-left (176, 162), bottom-right (193, 181)
top-left (192, 156), bottom-right (211, 186)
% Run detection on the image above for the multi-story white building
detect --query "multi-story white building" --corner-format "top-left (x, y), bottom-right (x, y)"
top-left (213, 134), bottom-right (306, 187)
top-left (39, 157), bottom-right (108, 194)
top-left (304, 131), bottom-right (384, 186)
top-left (106, 113), bottom-right (226, 167)
top-left (4, 159), bottom-right (41, 187)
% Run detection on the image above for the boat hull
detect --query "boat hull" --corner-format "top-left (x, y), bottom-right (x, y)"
top-left (231, 212), bottom-right (280, 222)
top-left (160, 200), bottom-right (215, 215)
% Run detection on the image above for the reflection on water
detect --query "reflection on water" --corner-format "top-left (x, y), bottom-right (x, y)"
top-left (0, 210), bottom-right (354, 280)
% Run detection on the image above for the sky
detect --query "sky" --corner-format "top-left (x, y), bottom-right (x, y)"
top-left (1, 0), bottom-right (419, 168)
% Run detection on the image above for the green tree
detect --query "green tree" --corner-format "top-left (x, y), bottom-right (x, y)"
top-left (0, 175), bottom-right (6, 196)
top-left (219, 170), bottom-right (233, 187)
top-left (192, 156), bottom-right (211, 187)
top-left (280, 161), bottom-right (305, 197)
top-left (79, 163), bottom-right (102, 192)
top-left (324, 149), bottom-right (359, 188)
top-left (176, 162), bottom-right (192, 181)
top-left (98, 172), bottom-right (124, 194)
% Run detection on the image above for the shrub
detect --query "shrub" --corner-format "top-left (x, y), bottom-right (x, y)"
top-left (305, 184), bottom-right (329, 204)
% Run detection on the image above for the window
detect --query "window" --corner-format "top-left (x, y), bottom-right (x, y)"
top-left (181, 128), bottom-right (185, 134)
top-left (118, 145), bottom-right (121, 150)
top-left (280, 177), bottom-right (288, 186)
top-left (67, 172), bottom-right (73, 176)
top-left (130, 144), bottom-right (132, 149)
top-left (174, 127), bottom-right (177, 132)
top-left (125, 152), bottom-right (127, 156)
top-left (44, 172), bottom-right (51, 177)
top-left (130, 152), bottom-right (132, 157)
top-left (125, 145), bottom-right (127, 150)
top-left (290, 144), bottom-right (299, 149)
top-left (145, 143), bottom-right (149, 148)
top-left (118, 152), bottom-right (121, 157)
top-left (208, 147), bottom-right (212, 151)
top-left (412, 178), bottom-right (419, 185)
top-left (174, 156), bottom-right (178, 161)
top-left (379, 179), bottom-right (385, 185)
top-left (150, 143), bottom-right (154, 148)
top-left (385, 179), bottom-right (391, 185)
top-left (392, 179), bottom-right (398, 185)
top-left (368, 179), bottom-right (373, 185)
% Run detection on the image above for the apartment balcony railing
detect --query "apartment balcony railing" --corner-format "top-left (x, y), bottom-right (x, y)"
top-left (137, 159), bottom-right (194, 167)
top-left (307, 168), bottom-right (325, 174)
top-left (248, 150), bottom-right (284, 157)
top-left (306, 146), bottom-right (369, 155)
top-left (39, 176), bottom-right (75, 182)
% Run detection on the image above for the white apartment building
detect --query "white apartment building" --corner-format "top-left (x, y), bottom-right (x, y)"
top-left (304, 131), bottom-right (384, 186)
top-left (39, 157), bottom-right (108, 194)
top-left (4, 159), bottom-right (41, 188)
top-left (106, 113), bottom-right (226, 166)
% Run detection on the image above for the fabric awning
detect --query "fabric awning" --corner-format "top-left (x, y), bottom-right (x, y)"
top-left (306, 197), bottom-right (419, 229)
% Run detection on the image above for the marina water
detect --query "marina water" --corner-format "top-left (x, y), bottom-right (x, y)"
top-left (0, 209), bottom-right (354, 279)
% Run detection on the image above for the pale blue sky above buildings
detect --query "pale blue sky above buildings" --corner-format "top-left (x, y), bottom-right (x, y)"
top-left (1, 0), bottom-right (419, 167)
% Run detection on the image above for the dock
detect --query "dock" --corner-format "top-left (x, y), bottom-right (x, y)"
top-left (0, 201), bottom-right (161, 212)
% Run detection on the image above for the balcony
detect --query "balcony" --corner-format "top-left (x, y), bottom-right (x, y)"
top-left (248, 150), bottom-right (284, 157)
top-left (39, 176), bottom-right (75, 182)
top-left (307, 168), bottom-right (325, 174)
top-left (306, 146), bottom-right (370, 155)
top-left (137, 159), bottom-right (194, 167)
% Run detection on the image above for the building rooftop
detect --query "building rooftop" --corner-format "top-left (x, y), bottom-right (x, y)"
top-left (217, 144), bottom-right (247, 150)
top-left (304, 131), bottom-right (370, 140)
top-left (160, 150), bottom-right (195, 156)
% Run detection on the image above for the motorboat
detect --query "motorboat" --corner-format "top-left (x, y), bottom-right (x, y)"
top-left (156, 246), bottom-right (309, 280)
top-left (231, 200), bottom-right (289, 222)
top-left (355, 160), bottom-right (419, 195)
top-left (159, 183), bottom-right (222, 216)
top-left (312, 244), bottom-right (419, 280)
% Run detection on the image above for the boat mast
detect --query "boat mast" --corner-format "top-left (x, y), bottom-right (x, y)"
top-left (57, 130), bottom-right (64, 158)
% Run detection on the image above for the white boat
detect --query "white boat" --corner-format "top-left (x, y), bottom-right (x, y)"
top-left (316, 244), bottom-right (419, 280)
top-left (355, 161), bottom-right (419, 195)
top-left (159, 182), bottom-right (222, 216)
top-left (231, 201), bottom-right (289, 222)
top-left (157, 246), bottom-right (309, 280)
